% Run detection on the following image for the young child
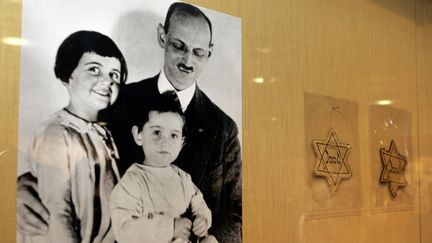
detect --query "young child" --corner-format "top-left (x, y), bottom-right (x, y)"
top-left (110, 92), bottom-right (217, 243)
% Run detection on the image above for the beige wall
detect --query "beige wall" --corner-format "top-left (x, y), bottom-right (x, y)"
top-left (2, 0), bottom-right (432, 242)
top-left (0, 0), bottom-right (22, 241)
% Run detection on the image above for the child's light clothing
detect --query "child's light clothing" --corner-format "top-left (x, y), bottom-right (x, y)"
top-left (26, 109), bottom-right (120, 243)
top-left (110, 163), bottom-right (212, 243)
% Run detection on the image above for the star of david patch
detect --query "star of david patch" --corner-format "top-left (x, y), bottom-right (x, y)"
top-left (312, 128), bottom-right (352, 193)
top-left (380, 140), bottom-right (408, 197)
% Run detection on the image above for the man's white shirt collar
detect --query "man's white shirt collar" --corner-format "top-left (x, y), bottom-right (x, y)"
top-left (157, 70), bottom-right (196, 112)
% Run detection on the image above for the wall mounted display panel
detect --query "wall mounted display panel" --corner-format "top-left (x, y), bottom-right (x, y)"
top-left (369, 105), bottom-right (415, 212)
top-left (13, 1), bottom-right (242, 243)
top-left (304, 92), bottom-right (362, 218)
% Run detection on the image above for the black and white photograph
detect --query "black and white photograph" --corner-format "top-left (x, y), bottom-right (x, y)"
top-left (16, 1), bottom-right (241, 242)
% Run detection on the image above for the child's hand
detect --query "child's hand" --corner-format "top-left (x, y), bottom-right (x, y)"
top-left (173, 217), bottom-right (192, 240)
top-left (192, 216), bottom-right (208, 237)
top-left (199, 234), bottom-right (218, 243)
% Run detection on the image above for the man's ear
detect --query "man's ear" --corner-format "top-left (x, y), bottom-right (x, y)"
top-left (208, 43), bottom-right (214, 58)
top-left (181, 137), bottom-right (186, 148)
top-left (157, 23), bottom-right (166, 48)
top-left (131, 125), bottom-right (143, 146)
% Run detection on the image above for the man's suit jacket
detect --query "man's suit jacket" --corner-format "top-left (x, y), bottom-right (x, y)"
top-left (103, 74), bottom-right (242, 243)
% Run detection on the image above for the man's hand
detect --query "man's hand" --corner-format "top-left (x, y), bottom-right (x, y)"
top-left (173, 217), bottom-right (192, 241)
top-left (17, 172), bottom-right (49, 236)
top-left (192, 216), bottom-right (207, 237)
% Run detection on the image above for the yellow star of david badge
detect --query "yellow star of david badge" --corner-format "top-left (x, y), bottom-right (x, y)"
top-left (312, 128), bottom-right (352, 193)
top-left (380, 140), bottom-right (408, 197)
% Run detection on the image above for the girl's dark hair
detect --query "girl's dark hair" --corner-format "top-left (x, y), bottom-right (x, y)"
top-left (54, 30), bottom-right (128, 84)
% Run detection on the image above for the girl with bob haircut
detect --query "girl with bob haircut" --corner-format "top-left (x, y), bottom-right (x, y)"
top-left (25, 30), bottom-right (127, 243)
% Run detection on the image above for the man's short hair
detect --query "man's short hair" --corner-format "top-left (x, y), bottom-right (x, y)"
top-left (164, 2), bottom-right (213, 44)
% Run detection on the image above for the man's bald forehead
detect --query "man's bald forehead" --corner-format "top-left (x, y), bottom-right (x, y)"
top-left (170, 9), bottom-right (205, 24)
top-left (163, 2), bottom-right (213, 42)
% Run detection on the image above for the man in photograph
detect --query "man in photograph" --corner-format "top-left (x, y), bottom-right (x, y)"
top-left (17, 2), bottom-right (241, 243)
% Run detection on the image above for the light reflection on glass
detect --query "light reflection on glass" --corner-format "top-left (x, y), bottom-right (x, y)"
top-left (2, 37), bottom-right (27, 46)
top-left (0, 149), bottom-right (9, 156)
top-left (253, 77), bottom-right (264, 83)
top-left (376, 100), bottom-right (393, 105)
top-left (255, 47), bottom-right (271, 53)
